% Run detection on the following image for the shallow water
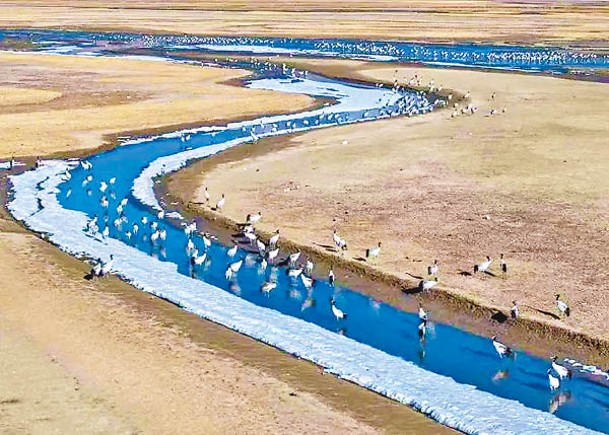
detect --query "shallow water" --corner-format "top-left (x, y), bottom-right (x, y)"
top-left (4, 29), bottom-right (609, 434)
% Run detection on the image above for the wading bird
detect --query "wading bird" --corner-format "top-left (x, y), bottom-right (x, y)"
top-left (227, 244), bottom-right (238, 258)
top-left (551, 357), bottom-right (572, 380)
top-left (548, 370), bottom-right (560, 392)
top-left (418, 304), bottom-right (428, 322)
top-left (269, 229), bottom-right (280, 247)
top-left (418, 319), bottom-right (427, 341)
top-left (492, 336), bottom-right (513, 358)
top-left (330, 298), bottom-right (347, 321)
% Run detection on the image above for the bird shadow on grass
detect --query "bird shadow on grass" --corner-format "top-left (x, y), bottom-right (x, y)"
top-left (315, 243), bottom-right (338, 253)
top-left (458, 270), bottom-right (473, 276)
top-left (490, 310), bottom-right (509, 324)
top-left (354, 256), bottom-right (367, 262)
top-left (83, 272), bottom-right (95, 281)
top-left (404, 272), bottom-right (424, 280)
top-left (484, 270), bottom-right (498, 278)
top-left (402, 286), bottom-right (423, 295)
top-left (527, 306), bottom-right (561, 321)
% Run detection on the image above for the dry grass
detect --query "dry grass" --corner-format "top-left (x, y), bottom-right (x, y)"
top-left (0, 52), bottom-right (313, 158)
top-left (192, 59), bottom-right (609, 341)
top-left (0, 1), bottom-right (608, 45)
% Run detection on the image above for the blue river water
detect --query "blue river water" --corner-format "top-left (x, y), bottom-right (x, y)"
top-left (3, 29), bottom-right (609, 433)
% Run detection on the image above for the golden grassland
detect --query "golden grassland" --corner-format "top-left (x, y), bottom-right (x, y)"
top-left (0, 1), bottom-right (608, 45)
top-left (0, 51), bottom-right (314, 158)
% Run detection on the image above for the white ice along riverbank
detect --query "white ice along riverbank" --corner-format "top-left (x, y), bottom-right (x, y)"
top-left (132, 74), bottom-right (426, 211)
top-left (8, 169), bottom-right (602, 434)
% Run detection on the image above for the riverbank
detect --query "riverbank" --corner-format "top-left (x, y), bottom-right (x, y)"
top-left (168, 57), bottom-right (609, 364)
top-left (0, 1), bottom-right (608, 46)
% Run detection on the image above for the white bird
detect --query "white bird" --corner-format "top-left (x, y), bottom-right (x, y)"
top-left (428, 259), bottom-right (439, 277)
top-left (150, 230), bottom-right (160, 244)
top-left (330, 298), bottom-right (347, 320)
top-left (120, 197), bottom-right (128, 207)
top-left (332, 230), bottom-right (348, 252)
top-left (227, 244), bottom-right (238, 258)
top-left (90, 259), bottom-right (102, 277)
top-left (305, 259), bottom-right (314, 275)
top-left (269, 229), bottom-right (280, 247)
top-left (418, 304), bottom-right (428, 321)
top-left (244, 231), bottom-right (257, 245)
top-left (551, 357), bottom-right (572, 380)
top-left (202, 233), bottom-right (212, 249)
top-left (419, 277), bottom-right (439, 291)
top-left (418, 320), bottom-right (427, 341)
top-left (204, 187), bottom-right (211, 203)
top-left (100, 254), bottom-right (114, 277)
top-left (225, 259), bottom-right (243, 279)
top-left (288, 267), bottom-right (303, 278)
top-left (555, 294), bottom-right (570, 317)
top-left (100, 196), bottom-right (109, 208)
top-left (288, 251), bottom-right (301, 266)
top-left (510, 301), bottom-right (519, 319)
top-left (99, 181), bottom-right (108, 193)
top-left (141, 216), bottom-right (148, 226)
top-left (365, 242), bottom-right (382, 262)
top-left (109, 177), bottom-right (116, 185)
top-left (102, 226), bottom-right (110, 238)
top-left (216, 194), bottom-right (225, 210)
top-left (474, 256), bottom-right (492, 274)
top-left (261, 280), bottom-right (277, 293)
top-left (192, 251), bottom-right (207, 266)
top-left (186, 238), bottom-right (195, 254)
top-left (548, 370), bottom-right (560, 392)
top-left (80, 160), bottom-right (93, 170)
top-left (256, 239), bottom-right (266, 254)
top-left (328, 268), bottom-right (335, 286)
top-left (492, 336), bottom-right (513, 358)
top-left (267, 247), bottom-right (279, 263)
top-left (500, 253), bottom-right (508, 274)
top-left (301, 274), bottom-right (315, 289)
top-left (159, 228), bottom-right (167, 241)
top-left (247, 212), bottom-right (262, 224)
top-left (157, 210), bottom-right (165, 220)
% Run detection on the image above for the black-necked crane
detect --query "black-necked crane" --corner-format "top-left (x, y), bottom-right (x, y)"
top-left (216, 194), bottom-right (226, 211)
top-left (330, 298), bottom-right (347, 320)
top-left (510, 301), bottom-right (519, 320)
top-left (551, 356), bottom-right (572, 380)
top-left (555, 294), bottom-right (571, 317)
top-left (474, 256), bottom-right (492, 274)
top-left (428, 259), bottom-right (439, 277)
top-left (492, 336), bottom-right (513, 358)
top-left (365, 242), bottom-right (382, 264)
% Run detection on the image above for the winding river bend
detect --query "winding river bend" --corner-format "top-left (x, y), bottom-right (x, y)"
top-left (4, 30), bottom-right (609, 434)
